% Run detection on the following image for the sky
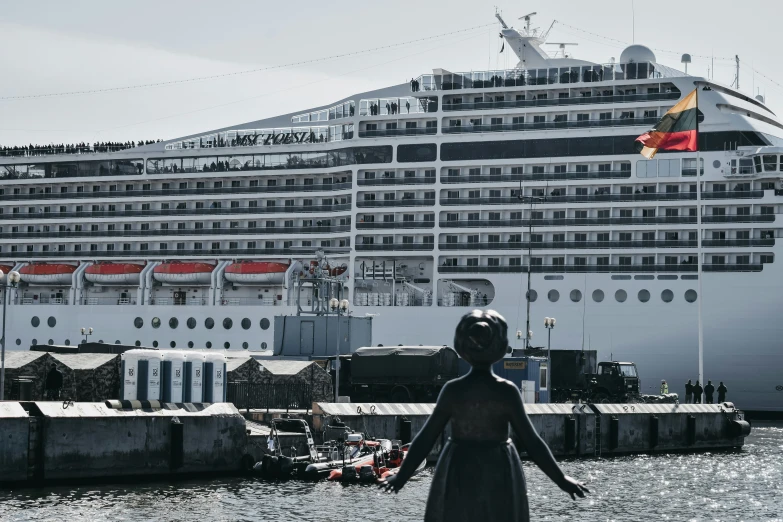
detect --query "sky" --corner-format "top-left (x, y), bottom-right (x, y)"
top-left (1, 0), bottom-right (782, 147)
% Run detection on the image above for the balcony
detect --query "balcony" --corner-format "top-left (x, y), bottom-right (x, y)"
top-left (437, 263), bottom-right (763, 274)
top-left (441, 171), bottom-right (631, 183)
top-left (357, 177), bottom-right (435, 186)
top-left (356, 198), bottom-right (435, 208)
top-left (81, 297), bottom-right (137, 305)
top-left (1, 203), bottom-right (353, 220)
top-left (220, 297), bottom-right (285, 306)
top-left (1, 224), bottom-right (351, 240)
top-left (356, 221), bottom-right (435, 230)
top-left (438, 238), bottom-right (775, 251)
top-left (439, 190), bottom-right (763, 204)
top-left (151, 297), bottom-right (209, 306)
top-left (442, 91), bottom-right (681, 111)
top-left (358, 127), bottom-right (436, 138)
top-left (439, 215), bottom-right (775, 228)
top-left (0, 181), bottom-right (353, 203)
top-left (1, 246), bottom-right (351, 260)
top-left (356, 243), bottom-right (434, 252)
top-left (15, 297), bottom-right (70, 305)
top-left (442, 117), bottom-right (659, 135)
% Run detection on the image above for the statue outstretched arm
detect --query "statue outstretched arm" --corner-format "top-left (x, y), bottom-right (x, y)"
top-left (507, 384), bottom-right (589, 499)
top-left (379, 384), bottom-right (453, 493)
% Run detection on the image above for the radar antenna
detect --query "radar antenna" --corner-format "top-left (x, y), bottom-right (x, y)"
top-left (519, 12), bottom-right (537, 35)
top-left (545, 42), bottom-right (578, 58)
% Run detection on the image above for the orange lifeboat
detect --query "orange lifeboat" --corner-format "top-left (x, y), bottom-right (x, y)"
top-left (85, 263), bottom-right (144, 285)
top-left (225, 261), bottom-right (289, 285)
top-left (0, 264), bottom-right (14, 275)
top-left (153, 262), bottom-right (214, 285)
top-left (20, 263), bottom-right (77, 285)
top-left (308, 261), bottom-right (348, 277)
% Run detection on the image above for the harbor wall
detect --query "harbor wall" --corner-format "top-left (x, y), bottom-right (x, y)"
top-left (0, 402), bottom-right (30, 482)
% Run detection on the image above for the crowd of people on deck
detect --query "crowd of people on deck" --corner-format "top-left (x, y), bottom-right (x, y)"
top-left (0, 139), bottom-right (162, 158)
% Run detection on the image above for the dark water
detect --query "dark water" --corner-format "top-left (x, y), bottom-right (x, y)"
top-left (2, 424), bottom-right (781, 522)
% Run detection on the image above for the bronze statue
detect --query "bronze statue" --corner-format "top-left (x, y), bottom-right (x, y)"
top-left (380, 310), bottom-right (588, 521)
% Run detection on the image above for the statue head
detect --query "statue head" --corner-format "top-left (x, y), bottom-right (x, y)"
top-left (454, 310), bottom-right (508, 369)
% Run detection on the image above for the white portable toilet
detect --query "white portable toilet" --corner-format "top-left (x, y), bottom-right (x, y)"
top-left (184, 352), bottom-right (206, 403)
top-left (121, 349), bottom-right (163, 400)
top-left (203, 352), bottom-right (227, 403)
top-left (161, 351), bottom-right (187, 403)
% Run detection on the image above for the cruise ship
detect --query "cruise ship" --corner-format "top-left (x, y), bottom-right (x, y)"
top-left (1, 14), bottom-right (781, 412)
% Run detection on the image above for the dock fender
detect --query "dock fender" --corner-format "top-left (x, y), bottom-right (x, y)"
top-left (729, 420), bottom-right (751, 438)
top-left (241, 454), bottom-right (256, 473)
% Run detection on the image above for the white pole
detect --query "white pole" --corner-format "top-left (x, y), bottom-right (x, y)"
top-left (696, 89), bottom-right (704, 384)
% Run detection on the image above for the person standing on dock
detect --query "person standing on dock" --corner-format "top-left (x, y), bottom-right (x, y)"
top-left (717, 382), bottom-right (727, 403)
top-left (45, 364), bottom-right (63, 401)
top-left (660, 380), bottom-right (669, 395)
top-left (693, 380), bottom-right (703, 404)
top-left (704, 381), bottom-right (715, 404)
top-left (685, 379), bottom-right (694, 403)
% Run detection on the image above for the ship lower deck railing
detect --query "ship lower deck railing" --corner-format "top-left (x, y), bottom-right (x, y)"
top-left (439, 215), bottom-right (776, 228)
top-left (437, 263), bottom-right (764, 274)
top-left (442, 117), bottom-right (660, 135)
top-left (14, 297), bottom-right (69, 305)
top-left (438, 238), bottom-right (775, 250)
top-left (356, 221), bottom-right (435, 230)
top-left (439, 191), bottom-right (764, 205)
top-left (2, 224), bottom-right (351, 240)
top-left (441, 91), bottom-right (681, 111)
top-left (219, 297), bottom-right (286, 306)
top-left (0, 246), bottom-right (351, 260)
top-left (80, 297), bottom-right (136, 305)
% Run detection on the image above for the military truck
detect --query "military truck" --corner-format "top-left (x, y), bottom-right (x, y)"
top-left (548, 349), bottom-right (640, 403)
top-left (339, 346), bottom-right (459, 402)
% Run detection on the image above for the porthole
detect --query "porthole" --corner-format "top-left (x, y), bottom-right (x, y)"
top-left (169, 317), bottom-right (179, 329)
top-left (570, 290), bottom-right (582, 302)
top-left (47, 317), bottom-right (56, 328)
top-left (712, 159), bottom-right (721, 168)
top-left (170, 341), bottom-right (176, 348)
top-left (32, 338), bottom-right (38, 345)
top-left (592, 289), bottom-right (604, 302)
top-left (15, 339), bottom-right (21, 346)
top-left (260, 318), bottom-right (270, 330)
top-left (135, 341), bottom-right (141, 347)
top-left (615, 289), bottom-right (627, 302)
top-left (527, 289), bottom-right (538, 302)
top-left (661, 289), bottom-right (674, 303)
top-left (31, 317), bottom-right (40, 327)
top-left (241, 318), bottom-right (251, 330)
top-left (48, 339), bottom-right (53, 345)
top-left (242, 342), bottom-right (249, 349)
top-left (206, 341), bottom-right (212, 349)
top-left (223, 318), bottom-right (233, 330)
top-left (187, 317), bottom-right (196, 329)
top-left (685, 289), bottom-right (698, 303)
top-left (64, 339), bottom-right (70, 346)
top-left (188, 341), bottom-right (194, 348)
top-left (261, 342), bottom-right (268, 350)
top-left (638, 289), bottom-right (651, 303)
top-left (152, 340), bottom-right (159, 348)
top-left (205, 318), bottom-right (215, 329)
top-left (224, 342), bottom-right (230, 349)
top-left (547, 290), bottom-right (560, 302)
top-left (134, 317), bottom-right (143, 329)
top-left (151, 317), bottom-right (161, 329)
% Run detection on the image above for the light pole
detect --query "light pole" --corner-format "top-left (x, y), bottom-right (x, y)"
top-left (0, 270), bottom-right (21, 401)
top-left (330, 298), bottom-right (349, 403)
top-left (80, 327), bottom-right (93, 344)
top-left (544, 317), bottom-right (556, 402)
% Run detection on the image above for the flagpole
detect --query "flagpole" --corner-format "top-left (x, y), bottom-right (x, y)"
top-left (695, 89), bottom-right (704, 385)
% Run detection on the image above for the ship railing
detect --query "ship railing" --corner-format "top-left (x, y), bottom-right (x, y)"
top-left (438, 238), bottom-right (775, 250)
top-left (412, 62), bottom-right (685, 92)
top-left (149, 297), bottom-right (209, 306)
top-left (441, 170), bottom-right (631, 183)
top-left (14, 297), bottom-right (69, 305)
top-left (357, 176), bottom-right (435, 186)
top-left (442, 117), bottom-right (660, 135)
top-left (437, 263), bottom-right (764, 274)
top-left (358, 96), bottom-right (437, 116)
top-left (219, 297), bottom-right (286, 306)
top-left (439, 214), bottom-right (776, 228)
top-left (442, 91), bottom-right (681, 111)
top-left (439, 190), bottom-right (765, 205)
top-left (81, 297), bottom-right (136, 305)
top-left (358, 127), bottom-right (437, 138)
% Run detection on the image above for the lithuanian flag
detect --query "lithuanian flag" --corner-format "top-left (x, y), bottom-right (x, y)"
top-left (635, 89), bottom-right (698, 159)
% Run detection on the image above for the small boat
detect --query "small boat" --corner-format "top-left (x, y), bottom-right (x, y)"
top-left (224, 261), bottom-right (289, 285)
top-left (326, 443), bottom-right (424, 483)
top-left (19, 263), bottom-right (77, 285)
top-left (85, 263), bottom-right (144, 285)
top-left (153, 261), bottom-right (214, 285)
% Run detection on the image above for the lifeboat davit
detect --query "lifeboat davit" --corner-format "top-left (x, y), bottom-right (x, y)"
top-left (153, 262), bottom-right (214, 285)
top-left (85, 263), bottom-right (144, 285)
top-left (19, 263), bottom-right (77, 285)
top-left (225, 261), bottom-right (289, 285)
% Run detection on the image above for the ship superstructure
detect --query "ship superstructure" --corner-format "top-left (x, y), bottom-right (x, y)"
top-left (1, 15), bottom-right (782, 411)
